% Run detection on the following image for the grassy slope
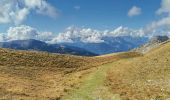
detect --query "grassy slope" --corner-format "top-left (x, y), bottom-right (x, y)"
top-left (0, 48), bottom-right (140, 99)
top-left (63, 52), bottom-right (141, 100)
top-left (2, 40), bottom-right (169, 100)
top-left (64, 62), bottom-right (119, 100)
top-left (107, 41), bottom-right (170, 100)
top-left (0, 48), bottom-right (97, 99)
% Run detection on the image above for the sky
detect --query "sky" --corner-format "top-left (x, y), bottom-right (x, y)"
top-left (0, 0), bottom-right (161, 32)
top-left (0, 0), bottom-right (170, 43)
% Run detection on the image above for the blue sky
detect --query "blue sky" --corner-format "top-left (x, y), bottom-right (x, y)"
top-left (0, 0), bottom-right (161, 33)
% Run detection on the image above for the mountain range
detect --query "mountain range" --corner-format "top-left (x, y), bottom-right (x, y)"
top-left (61, 36), bottom-right (148, 55)
top-left (1, 36), bottom-right (170, 99)
top-left (0, 39), bottom-right (97, 56)
top-left (0, 36), bottom-right (148, 56)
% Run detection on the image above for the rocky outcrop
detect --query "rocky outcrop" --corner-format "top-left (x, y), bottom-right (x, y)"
top-left (150, 36), bottom-right (169, 43)
top-left (134, 36), bottom-right (169, 54)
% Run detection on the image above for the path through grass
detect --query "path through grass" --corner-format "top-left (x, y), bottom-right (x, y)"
top-left (63, 62), bottom-right (121, 100)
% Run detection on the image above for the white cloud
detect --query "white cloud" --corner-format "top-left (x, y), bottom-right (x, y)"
top-left (7, 25), bottom-right (38, 41)
top-left (49, 26), bottom-right (145, 44)
top-left (31, 0), bottom-right (59, 18)
top-left (145, 0), bottom-right (170, 34)
top-left (1, 24), bottom-right (168, 43)
top-left (0, 25), bottom-right (55, 42)
top-left (24, 0), bottom-right (59, 18)
top-left (50, 33), bottom-right (74, 43)
top-left (0, 0), bottom-right (58, 24)
top-left (0, 1), bottom-right (13, 24)
top-left (24, 0), bottom-right (42, 8)
top-left (157, 0), bottom-right (170, 15)
top-left (74, 6), bottom-right (80, 10)
top-left (128, 6), bottom-right (142, 17)
top-left (3, 24), bottom-right (170, 44)
top-left (0, 34), bottom-right (6, 42)
top-left (107, 26), bottom-right (145, 37)
top-left (37, 32), bottom-right (55, 41)
top-left (10, 8), bottom-right (30, 25)
top-left (49, 26), bottom-right (104, 44)
top-left (145, 17), bottom-right (170, 33)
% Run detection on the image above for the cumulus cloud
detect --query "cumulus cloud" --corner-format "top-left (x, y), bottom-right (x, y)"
top-left (128, 6), bottom-right (142, 17)
top-left (49, 26), bottom-right (104, 44)
top-left (7, 25), bottom-right (38, 41)
top-left (0, 0), bottom-right (58, 24)
top-left (37, 32), bottom-right (55, 41)
top-left (105, 26), bottom-right (145, 37)
top-left (49, 26), bottom-right (145, 44)
top-left (145, 17), bottom-right (170, 33)
top-left (145, 0), bottom-right (170, 34)
top-left (4, 24), bottom-right (170, 44)
top-left (157, 0), bottom-right (170, 15)
top-left (0, 25), bottom-right (147, 43)
top-left (0, 25), bottom-right (55, 42)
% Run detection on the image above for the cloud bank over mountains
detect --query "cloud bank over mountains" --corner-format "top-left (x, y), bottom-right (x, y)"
top-left (49, 26), bottom-right (146, 44)
top-left (0, 26), bottom-right (169, 44)
top-left (0, 25), bottom-right (54, 42)
top-left (1, 21), bottom-right (170, 44)
top-left (0, 0), bottom-right (170, 44)
top-left (0, 25), bottom-right (168, 44)
top-left (0, 0), bottom-right (58, 24)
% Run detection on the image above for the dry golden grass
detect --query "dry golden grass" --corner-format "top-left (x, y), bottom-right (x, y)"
top-left (0, 48), bottom-right (96, 99)
top-left (0, 48), bottom-right (141, 99)
top-left (106, 42), bottom-right (170, 100)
